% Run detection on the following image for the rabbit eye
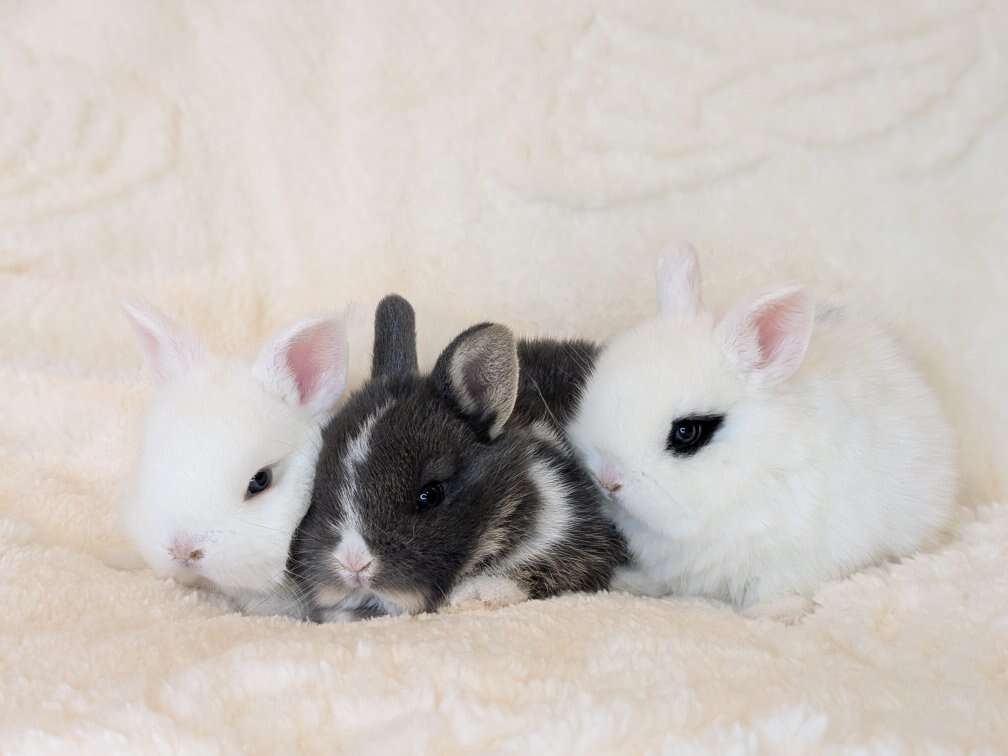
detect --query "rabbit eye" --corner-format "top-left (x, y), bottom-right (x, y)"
top-left (416, 481), bottom-right (445, 511)
top-left (667, 415), bottom-right (724, 456)
top-left (246, 467), bottom-right (273, 499)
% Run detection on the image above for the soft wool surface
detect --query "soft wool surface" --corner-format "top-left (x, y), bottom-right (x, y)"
top-left (2, 2), bottom-right (1007, 753)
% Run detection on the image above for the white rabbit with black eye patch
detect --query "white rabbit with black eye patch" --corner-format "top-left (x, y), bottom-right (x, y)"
top-left (568, 245), bottom-right (958, 620)
top-left (122, 301), bottom-right (351, 617)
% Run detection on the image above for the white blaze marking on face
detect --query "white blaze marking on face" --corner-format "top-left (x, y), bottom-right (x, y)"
top-left (336, 401), bottom-right (393, 534)
top-left (498, 458), bottom-right (573, 572)
top-left (345, 403), bottom-right (390, 467)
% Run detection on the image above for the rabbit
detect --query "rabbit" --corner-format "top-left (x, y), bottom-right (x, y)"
top-left (122, 300), bottom-right (354, 617)
top-left (290, 294), bottom-right (627, 621)
top-left (567, 245), bottom-right (958, 620)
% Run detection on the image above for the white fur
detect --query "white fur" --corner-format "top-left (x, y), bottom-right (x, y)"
top-left (123, 304), bottom-right (349, 616)
top-left (332, 528), bottom-right (374, 580)
top-left (336, 401), bottom-right (392, 535)
top-left (496, 457), bottom-right (574, 574)
top-left (344, 403), bottom-right (390, 468)
top-left (656, 243), bottom-right (703, 319)
top-left (121, 300), bottom-right (206, 382)
top-left (448, 575), bottom-right (528, 609)
top-left (3, 2), bottom-right (1006, 748)
top-left (569, 252), bottom-right (958, 611)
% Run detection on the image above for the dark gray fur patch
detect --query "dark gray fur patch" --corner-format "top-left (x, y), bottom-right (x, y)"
top-left (512, 337), bottom-right (600, 431)
top-left (289, 311), bottom-right (625, 619)
top-left (371, 294), bottom-right (418, 380)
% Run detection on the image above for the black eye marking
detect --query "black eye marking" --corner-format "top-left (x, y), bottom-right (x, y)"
top-left (416, 481), bottom-right (445, 511)
top-left (666, 415), bottom-right (725, 456)
top-left (246, 467), bottom-right (273, 499)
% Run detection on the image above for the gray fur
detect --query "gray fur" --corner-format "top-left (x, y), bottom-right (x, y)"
top-left (442, 323), bottom-right (519, 441)
top-left (290, 298), bottom-right (626, 620)
top-left (512, 337), bottom-right (600, 430)
top-left (371, 293), bottom-right (418, 380)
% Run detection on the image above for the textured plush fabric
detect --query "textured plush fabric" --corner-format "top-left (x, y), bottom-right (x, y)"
top-left (1, 2), bottom-right (1006, 753)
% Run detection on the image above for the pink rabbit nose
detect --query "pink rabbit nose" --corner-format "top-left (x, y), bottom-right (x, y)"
top-left (169, 537), bottom-right (205, 565)
top-left (600, 476), bottom-right (622, 494)
top-left (333, 530), bottom-right (375, 578)
top-left (597, 458), bottom-right (623, 494)
top-left (334, 550), bottom-right (373, 589)
top-left (336, 555), bottom-right (373, 574)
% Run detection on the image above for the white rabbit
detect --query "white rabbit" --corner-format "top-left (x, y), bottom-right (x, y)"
top-left (122, 301), bottom-right (349, 617)
top-left (568, 245), bottom-right (958, 619)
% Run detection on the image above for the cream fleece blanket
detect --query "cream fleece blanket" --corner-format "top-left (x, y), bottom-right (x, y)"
top-left (2, 2), bottom-right (1007, 753)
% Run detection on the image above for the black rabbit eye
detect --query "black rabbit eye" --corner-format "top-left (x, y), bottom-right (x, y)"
top-left (666, 415), bottom-right (725, 456)
top-left (674, 423), bottom-right (700, 445)
top-left (416, 481), bottom-right (445, 511)
top-left (246, 467), bottom-right (272, 498)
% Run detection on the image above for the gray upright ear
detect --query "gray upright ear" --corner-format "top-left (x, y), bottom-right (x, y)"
top-left (432, 323), bottom-right (519, 441)
top-left (371, 294), bottom-right (418, 379)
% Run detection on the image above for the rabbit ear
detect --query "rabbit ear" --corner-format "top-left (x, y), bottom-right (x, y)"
top-left (122, 299), bottom-right (205, 383)
top-left (432, 323), bottom-right (519, 441)
top-left (254, 316), bottom-right (349, 420)
top-left (371, 294), bottom-right (418, 380)
top-left (717, 285), bottom-right (814, 387)
top-left (657, 243), bottom-right (703, 319)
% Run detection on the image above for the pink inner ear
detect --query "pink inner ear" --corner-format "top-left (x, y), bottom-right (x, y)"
top-left (718, 286), bottom-right (812, 386)
top-left (286, 336), bottom-right (316, 403)
top-left (277, 319), bottom-right (347, 412)
top-left (753, 298), bottom-right (798, 368)
top-left (254, 316), bottom-right (347, 417)
top-left (286, 329), bottom-right (324, 403)
top-left (741, 287), bottom-right (813, 385)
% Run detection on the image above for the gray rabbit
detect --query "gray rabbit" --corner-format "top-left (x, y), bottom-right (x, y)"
top-left (290, 295), bottom-right (626, 621)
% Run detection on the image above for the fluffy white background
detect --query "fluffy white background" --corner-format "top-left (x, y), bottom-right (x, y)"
top-left (1, 1), bottom-right (1007, 753)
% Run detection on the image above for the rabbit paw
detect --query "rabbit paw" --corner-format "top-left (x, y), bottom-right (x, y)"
top-left (448, 575), bottom-right (528, 610)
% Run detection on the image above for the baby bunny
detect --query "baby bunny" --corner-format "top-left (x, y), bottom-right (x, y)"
top-left (568, 246), bottom-right (957, 619)
top-left (122, 301), bottom-right (349, 617)
top-left (291, 295), bottom-right (627, 621)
